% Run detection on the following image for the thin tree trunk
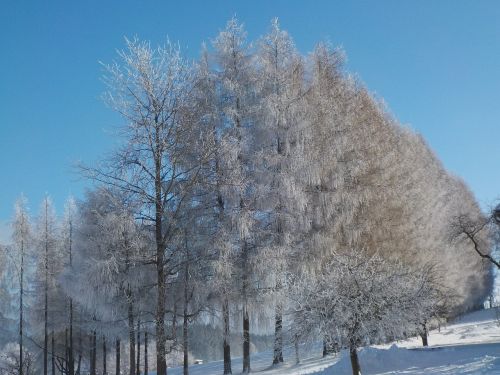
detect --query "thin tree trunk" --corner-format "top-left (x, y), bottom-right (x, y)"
top-left (137, 320), bottom-right (141, 375)
top-left (144, 332), bottom-right (148, 375)
top-left (183, 258), bottom-right (189, 375)
top-left (76, 331), bottom-right (82, 375)
top-left (68, 217), bottom-right (75, 375)
top-left (421, 326), bottom-right (429, 347)
top-left (19, 238), bottom-right (24, 375)
top-left (155, 129), bottom-right (167, 375)
top-left (90, 331), bottom-right (97, 375)
top-left (65, 329), bottom-right (68, 370)
top-left (52, 332), bottom-right (56, 375)
top-left (242, 305), bottom-right (250, 373)
top-left (294, 335), bottom-right (300, 365)
top-left (103, 336), bottom-right (107, 375)
top-left (223, 298), bottom-right (231, 375)
top-left (44, 211), bottom-right (49, 375)
top-left (115, 339), bottom-right (120, 375)
top-left (241, 241), bottom-right (250, 374)
top-left (76, 354), bottom-right (81, 375)
top-left (349, 347), bottom-right (361, 375)
top-left (272, 303), bottom-right (283, 364)
top-left (128, 301), bottom-right (136, 375)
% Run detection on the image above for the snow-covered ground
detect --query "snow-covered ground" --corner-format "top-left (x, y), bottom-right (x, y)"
top-left (166, 307), bottom-right (500, 374)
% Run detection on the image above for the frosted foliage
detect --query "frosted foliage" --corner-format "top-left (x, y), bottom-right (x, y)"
top-left (290, 252), bottom-right (444, 350)
top-left (11, 195), bottom-right (31, 278)
top-left (2, 20), bottom-right (491, 375)
top-left (70, 189), bottom-right (145, 320)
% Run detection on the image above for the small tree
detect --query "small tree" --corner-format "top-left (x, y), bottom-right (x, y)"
top-left (290, 252), bottom-right (442, 375)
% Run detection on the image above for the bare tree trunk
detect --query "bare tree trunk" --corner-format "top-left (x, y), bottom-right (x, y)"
top-left (68, 218), bottom-right (75, 375)
top-left (272, 303), bottom-right (283, 365)
top-left (65, 328), bottom-right (68, 370)
top-left (294, 339), bottom-right (300, 365)
top-left (421, 323), bottom-right (429, 347)
top-left (242, 304), bottom-right (250, 373)
top-left (19, 240), bottom-right (24, 375)
top-left (155, 228), bottom-right (167, 374)
top-left (349, 346), bottom-right (361, 375)
top-left (115, 339), bottom-right (120, 375)
top-left (76, 331), bottom-right (82, 375)
top-left (155, 130), bottom-right (167, 375)
top-left (128, 301), bottom-right (136, 375)
top-left (183, 315), bottom-right (188, 375)
top-left (44, 222), bottom-right (49, 375)
top-left (90, 331), bottom-right (97, 375)
top-left (183, 261), bottom-right (189, 375)
top-left (137, 320), bottom-right (141, 375)
top-left (144, 332), bottom-right (148, 375)
top-left (69, 298), bottom-right (74, 375)
top-left (52, 332), bottom-right (56, 375)
top-left (240, 239), bottom-right (250, 373)
top-left (103, 336), bottom-right (107, 375)
top-left (222, 298), bottom-right (232, 374)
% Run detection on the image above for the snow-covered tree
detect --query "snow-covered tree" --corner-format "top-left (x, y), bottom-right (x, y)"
top-left (252, 18), bottom-right (309, 365)
top-left (208, 18), bottom-right (261, 374)
top-left (290, 252), bottom-right (444, 375)
top-left (10, 195), bottom-right (32, 375)
top-left (81, 36), bottom-right (216, 375)
top-left (32, 196), bottom-right (59, 375)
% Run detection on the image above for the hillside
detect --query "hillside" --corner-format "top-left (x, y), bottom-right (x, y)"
top-left (166, 307), bottom-right (500, 374)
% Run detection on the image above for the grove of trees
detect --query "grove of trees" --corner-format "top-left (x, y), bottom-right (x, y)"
top-left (0, 19), bottom-right (494, 375)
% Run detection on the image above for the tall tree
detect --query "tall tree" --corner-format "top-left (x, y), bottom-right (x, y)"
top-left (60, 197), bottom-right (77, 375)
top-left (34, 196), bottom-right (58, 375)
top-left (254, 18), bottom-right (306, 365)
top-left (11, 195), bottom-right (32, 375)
top-left (82, 37), bottom-right (214, 375)
top-left (211, 18), bottom-right (260, 373)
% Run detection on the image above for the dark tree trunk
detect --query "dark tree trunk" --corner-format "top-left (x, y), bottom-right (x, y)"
top-left (128, 301), bottom-right (136, 375)
top-left (421, 332), bottom-right (428, 346)
top-left (144, 332), bottom-right (148, 375)
top-left (76, 354), bottom-right (81, 375)
top-left (222, 299), bottom-right (232, 374)
top-left (294, 339), bottom-right (300, 365)
top-left (90, 331), bottom-right (97, 375)
top-left (69, 299), bottom-right (74, 375)
top-left (52, 332), bottom-right (56, 375)
top-left (272, 303), bottom-right (283, 365)
top-left (76, 332), bottom-right (82, 375)
top-left (115, 339), bottom-right (120, 375)
top-left (65, 329), bottom-right (68, 369)
top-left (102, 337), bottom-right (106, 375)
top-left (19, 240), bottom-right (24, 375)
top-left (242, 306), bottom-right (250, 373)
top-left (44, 233), bottom-right (49, 375)
top-left (137, 320), bottom-right (141, 375)
top-left (242, 243), bottom-right (250, 374)
top-left (155, 139), bottom-right (167, 375)
top-left (68, 218), bottom-right (75, 375)
top-left (183, 269), bottom-right (189, 375)
top-left (421, 322), bottom-right (429, 347)
top-left (349, 346), bottom-right (361, 375)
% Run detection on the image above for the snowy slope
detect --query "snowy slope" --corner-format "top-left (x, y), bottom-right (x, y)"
top-left (164, 307), bottom-right (500, 374)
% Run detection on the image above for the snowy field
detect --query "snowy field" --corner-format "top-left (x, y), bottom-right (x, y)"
top-left (165, 307), bottom-right (500, 374)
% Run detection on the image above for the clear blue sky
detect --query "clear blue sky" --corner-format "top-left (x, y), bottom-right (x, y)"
top-left (1, 0), bottom-right (499, 241)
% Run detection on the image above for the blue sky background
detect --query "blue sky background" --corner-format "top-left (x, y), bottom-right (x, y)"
top-left (1, 0), bottom-right (499, 242)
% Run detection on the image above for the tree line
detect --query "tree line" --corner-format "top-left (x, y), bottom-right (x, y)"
top-left (0, 18), bottom-right (493, 375)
